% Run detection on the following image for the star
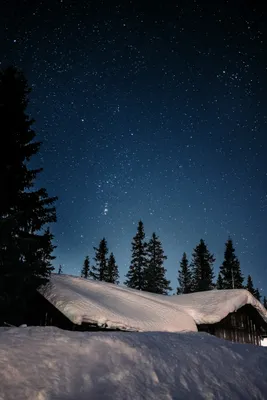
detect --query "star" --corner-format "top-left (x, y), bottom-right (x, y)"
top-left (2, 0), bottom-right (266, 294)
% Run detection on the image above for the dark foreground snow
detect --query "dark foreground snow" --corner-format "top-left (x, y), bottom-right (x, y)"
top-left (0, 327), bottom-right (267, 399)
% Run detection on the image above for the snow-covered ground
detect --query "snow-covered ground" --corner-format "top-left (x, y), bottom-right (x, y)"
top-left (1, 326), bottom-right (267, 400)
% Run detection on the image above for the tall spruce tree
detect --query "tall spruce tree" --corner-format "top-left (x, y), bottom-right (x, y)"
top-left (144, 232), bottom-right (171, 294)
top-left (246, 275), bottom-right (256, 295)
top-left (254, 288), bottom-right (261, 301)
top-left (81, 256), bottom-right (90, 279)
top-left (191, 239), bottom-right (215, 292)
top-left (124, 220), bottom-right (147, 290)
top-left (90, 238), bottom-right (108, 281)
top-left (216, 273), bottom-right (224, 290)
top-left (245, 275), bottom-right (262, 300)
top-left (219, 238), bottom-right (243, 289)
top-left (58, 265), bottom-right (63, 274)
top-left (177, 252), bottom-right (192, 294)
top-left (0, 66), bottom-right (57, 325)
top-left (106, 252), bottom-right (119, 284)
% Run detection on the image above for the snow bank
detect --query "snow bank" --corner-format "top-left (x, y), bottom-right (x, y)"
top-left (1, 327), bottom-right (267, 400)
top-left (165, 289), bottom-right (267, 325)
top-left (39, 274), bottom-right (196, 332)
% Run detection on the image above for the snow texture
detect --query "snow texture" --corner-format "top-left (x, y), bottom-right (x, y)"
top-left (1, 326), bottom-right (267, 400)
top-left (39, 274), bottom-right (197, 332)
top-left (40, 274), bottom-right (267, 331)
top-left (165, 289), bottom-right (267, 325)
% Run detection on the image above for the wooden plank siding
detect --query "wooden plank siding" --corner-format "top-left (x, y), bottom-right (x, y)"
top-left (198, 305), bottom-right (266, 345)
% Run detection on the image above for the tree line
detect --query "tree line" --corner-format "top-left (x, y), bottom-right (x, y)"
top-left (58, 240), bottom-right (120, 284)
top-left (177, 237), bottom-right (267, 307)
top-left (78, 238), bottom-right (119, 284)
top-left (58, 220), bottom-right (171, 294)
top-left (64, 219), bottom-right (267, 309)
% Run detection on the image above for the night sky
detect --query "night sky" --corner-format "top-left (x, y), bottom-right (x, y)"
top-left (1, 1), bottom-right (267, 293)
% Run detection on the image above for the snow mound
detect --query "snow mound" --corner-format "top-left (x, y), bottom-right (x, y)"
top-left (1, 327), bottom-right (267, 400)
top-left (165, 289), bottom-right (267, 325)
top-left (39, 274), bottom-right (196, 332)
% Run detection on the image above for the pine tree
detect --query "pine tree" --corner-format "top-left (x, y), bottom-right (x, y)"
top-left (144, 232), bottom-right (171, 294)
top-left (106, 252), bottom-right (119, 284)
top-left (254, 288), bottom-right (261, 301)
top-left (263, 296), bottom-right (267, 309)
top-left (216, 272), bottom-right (224, 290)
top-left (246, 275), bottom-right (256, 295)
top-left (191, 239), bottom-right (215, 292)
top-left (58, 265), bottom-right (63, 274)
top-left (246, 275), bottom-right (262, 301)
top-left (81, 256), bottom-right (90, 279)
top-left (177, 252), bottom-right (192, 294)
top-left (90, 238), bottom-right (108, 281)
top-left (219, 238), bottom-right (243, 289)
top-left (124, 220), bottom-right (147, 290)
top-left (0, 66), bottom-right (57, 325)
top-left (38, 228), bottom-right (56, 275)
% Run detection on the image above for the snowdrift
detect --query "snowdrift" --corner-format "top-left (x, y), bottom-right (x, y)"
top-left (39, 274), bottom-right (197, 332)
top-left (1, 326), bottom-right (267, 400)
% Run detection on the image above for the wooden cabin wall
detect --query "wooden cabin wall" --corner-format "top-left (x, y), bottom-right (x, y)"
top-left (26, 292), bottom-right (76, 330)
top-left (198, 305), bottom-right (265, 346)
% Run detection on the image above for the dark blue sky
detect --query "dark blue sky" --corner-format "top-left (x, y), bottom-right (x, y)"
top-left (1, 0), bottom-right (267, 294)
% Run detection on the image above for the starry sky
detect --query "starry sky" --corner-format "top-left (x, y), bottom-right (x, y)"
top-left (1, 0), bottom-right (267, 294)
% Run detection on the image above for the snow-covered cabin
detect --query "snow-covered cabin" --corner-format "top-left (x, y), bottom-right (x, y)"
top-left (167, 289), bottom-right (267, 346)
top-left (34, 274), bottom-right (197, 333)
top-left (30, 274), bottom-right (267, 345)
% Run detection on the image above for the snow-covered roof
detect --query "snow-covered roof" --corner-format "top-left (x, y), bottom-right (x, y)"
top-left (165, 289), bottom-right (267, 325)
top-left (39, 274), bottom-right (267, 332)
top-left (1, 327), bottom-right (267, 399)
top-left (39, 274), bottom-right (197, 332)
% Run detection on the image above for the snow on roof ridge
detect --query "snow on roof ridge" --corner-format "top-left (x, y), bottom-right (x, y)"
top-left (39, 274), bottom-right (267, 331)
top-left (166, 288), bottom-right (267, 325)
top-left (39, 274), bottom-right (197, 332)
